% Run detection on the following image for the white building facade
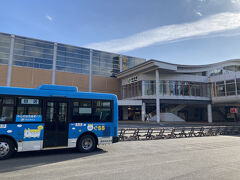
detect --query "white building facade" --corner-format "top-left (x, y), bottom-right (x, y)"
top-left (117, 59), bottom-right (240, 123)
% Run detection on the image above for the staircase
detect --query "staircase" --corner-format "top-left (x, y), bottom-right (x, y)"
top-left (170, 105), bottom-right (187, 115)
top-left (148, 112), bottom-right (185, 122)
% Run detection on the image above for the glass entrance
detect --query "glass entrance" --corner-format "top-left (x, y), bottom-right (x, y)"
top-left (43, 101), bottom-right (68, 148)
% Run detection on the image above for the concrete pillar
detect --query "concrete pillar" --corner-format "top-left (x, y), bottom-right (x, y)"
top-left (119, 55), bottom-right (123, 72)
top-left (6, 34), bottom-right (15, 87)
top-left (141, 102), bottom-right (146, 122)
top-left (235, 78), bottom-right (237, 96)
top-left (120, 80), bottom-right (123, 99)
top-left (123, 106), bottom-right (128, 120)
top-left (142, 81), bottom-right (145, 96)
top-left (207, 104), bottom-right (213, 123)
top-left (156, 69), bottom-right (160, 123)
top-left (51, 42), bottom-right (57, 85)
top-left (89, 49), bottom-right (93, 92)
top-left (224, 80), bottom-right (227, 96)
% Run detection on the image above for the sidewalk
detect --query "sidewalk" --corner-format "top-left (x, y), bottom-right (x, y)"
top-left (118, 120), bottom-right (240, 129)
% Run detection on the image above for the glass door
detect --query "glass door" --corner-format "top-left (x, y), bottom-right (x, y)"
top-left (43, 100), bottom-right (69, 148)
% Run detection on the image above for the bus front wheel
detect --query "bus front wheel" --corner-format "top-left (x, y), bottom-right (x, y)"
top-left (0, 138), bottom-right (15, 160)
top-left (77, 135), bottom-right (96, 153)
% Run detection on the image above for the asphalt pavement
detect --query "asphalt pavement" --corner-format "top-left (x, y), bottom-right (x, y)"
top-left (1, 135), bottom-right (240, 179)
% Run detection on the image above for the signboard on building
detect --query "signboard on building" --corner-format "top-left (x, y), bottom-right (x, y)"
top-left (230, 108), bottom-right (238, 114)
top-left (127, 76), bottom-right (138, 84)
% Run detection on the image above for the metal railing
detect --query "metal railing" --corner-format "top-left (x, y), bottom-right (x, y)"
top-left (118, 126), bottom-right (240, 141)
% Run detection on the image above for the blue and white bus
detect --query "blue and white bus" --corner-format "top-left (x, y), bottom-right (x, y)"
top-left (0, 85), bottom-right (118, 159)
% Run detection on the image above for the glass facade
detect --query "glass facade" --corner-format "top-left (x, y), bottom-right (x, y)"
top-left (92, 51), bottom-right (145, 77)
top-left (0, 33), bottom-right (145, 78)
top-left (13, 36), bottom-right (54, 69)
top-left (212, 79), bottom-right (240, 97)
top-left (122, 82), bottom-right (142, 98)
top-left (142, 81), bottom-right (156, 96)
top-left (122, 78), bottom-right (240, 99)
top-left (0, 33), bottom-right (10, 65)
top-left (92, 50), bottom-right (119, 77)
top-left (124, 56), bottom-right (145, 69)
top-left (122, 80), bottom-right (209, 99)
top-left (56, 44), bottom-right (89, 74)
top-left (209, 65), bottom-right (240, 76)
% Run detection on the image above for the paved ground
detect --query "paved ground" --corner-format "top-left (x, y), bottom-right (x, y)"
top-left (119, 120), bottom-right (240, 128)
top-left (1, 136), bottom-right (240, 179)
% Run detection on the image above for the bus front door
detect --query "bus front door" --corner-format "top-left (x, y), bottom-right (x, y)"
top-left (43, 101), bottom-right (69, 148)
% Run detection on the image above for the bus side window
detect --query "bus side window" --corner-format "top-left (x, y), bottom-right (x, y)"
top-left (72, 100), bottom-right (92, 122)
top-left (92, 100), bottom-right (112, 122)
top-left (0, 97), bottom-right (14, 122)
top-left (17, 98), bottom-right (41, 117)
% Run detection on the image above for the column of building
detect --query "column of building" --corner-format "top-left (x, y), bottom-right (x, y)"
top-left (156, 69), bottom-right (160, 123)
top-left (89, 49), bottom-right (93, 92)
top-left (207, 104), bottom-right (212, 123)
top-left (141, 102), bottom-right (146, 122)
top-left (6, 34), bottom-right (15, 87)
top-left (51, 42), bottom-right (57, 85)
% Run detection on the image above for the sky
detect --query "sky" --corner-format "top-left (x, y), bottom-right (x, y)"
top-left (1, 0), bottom-right (240, 65)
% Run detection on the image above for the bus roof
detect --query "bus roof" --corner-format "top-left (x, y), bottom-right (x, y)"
top-left (0, 85), bottom-right (118, 101)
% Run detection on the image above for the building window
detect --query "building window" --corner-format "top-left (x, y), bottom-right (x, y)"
top-left (216, 81), bottom-right (225, 96)
top-left (226, 80), bottom-right (236, 96)
top-left (57, 44), bottom-right (90, 74)
top-left (0, 33), bottom-right (10, 65)
top-left (237, 79), bottom-right (240, 95)
top-left (13, 36), bottom-right (54, 70)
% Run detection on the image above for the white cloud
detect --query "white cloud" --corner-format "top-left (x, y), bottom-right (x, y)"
top-left (86, 12), bottom-right (240, 53)
top-left (231, 0), bottom-right (240, 4)
top-left (195, 10), bottom-right (203, 16)
top-left (45, 15), bottom-right (53, 21)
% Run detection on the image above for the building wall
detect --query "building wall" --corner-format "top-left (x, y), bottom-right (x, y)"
top-left (55, 71), bottom-right (89, 92)
top-left (92, 75), bottom-right (120, 97)
top-left (0, 65), bottom-right (8, 86)
top-left (11, 66), bottom-right (52, 88)
top-left (5, 65), bottom-right (120, 97)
